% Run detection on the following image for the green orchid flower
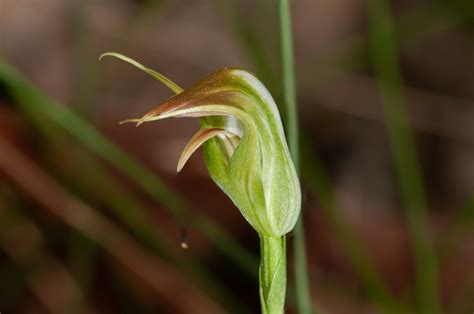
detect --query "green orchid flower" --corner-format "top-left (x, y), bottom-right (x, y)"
top-left (100, 52), bottom-right (301, 314)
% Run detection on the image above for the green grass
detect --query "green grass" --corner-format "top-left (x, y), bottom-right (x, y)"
top-left (278, 1), bottom-right (313, 313)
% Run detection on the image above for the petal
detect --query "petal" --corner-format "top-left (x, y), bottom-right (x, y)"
top-left (99, 52), bottom-right (184, 94)
top-left (177, 128), bottom-right (238, 172)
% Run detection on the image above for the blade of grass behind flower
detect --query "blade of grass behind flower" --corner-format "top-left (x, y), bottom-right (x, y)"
top-left (278, 1), bottom-right (313, 313)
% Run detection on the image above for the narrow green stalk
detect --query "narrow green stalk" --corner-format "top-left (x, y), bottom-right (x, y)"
top-left (279, 0), bottom-right (298, 159)
top-left (279, 1), bottom-right (312, 313)
top-left (259, 236), bottom-right (286, 314)
top-left (367, 1), bottom-right (440, 313)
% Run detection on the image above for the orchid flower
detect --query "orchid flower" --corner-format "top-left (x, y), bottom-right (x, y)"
top-left (100, 52), bottom-right (301, 314)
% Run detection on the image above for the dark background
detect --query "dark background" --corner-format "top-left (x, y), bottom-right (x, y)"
top-left (0, 0), bottom-right (473, 313)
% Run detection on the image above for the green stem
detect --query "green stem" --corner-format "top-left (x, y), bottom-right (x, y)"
top-left (279, 0), bottom-right (312, 313)
top-left (259, 235), bottom-right (286, 314)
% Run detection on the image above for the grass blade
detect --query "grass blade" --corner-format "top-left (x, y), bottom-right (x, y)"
top-left (278, 1), bottom-right (312, 313)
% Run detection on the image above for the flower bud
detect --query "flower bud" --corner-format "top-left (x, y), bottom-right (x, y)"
top-left (102, 53), bottom-right (301, 237)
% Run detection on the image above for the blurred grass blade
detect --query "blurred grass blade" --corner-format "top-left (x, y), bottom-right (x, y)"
top-left (0, 57), bottom-right (258, 276)
top-left (278, 1), bottom-right (312, 313)
top-left (367, 1), bottom-right (440, 313)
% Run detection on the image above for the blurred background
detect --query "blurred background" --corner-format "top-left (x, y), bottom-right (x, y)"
top-left (0, 0), bottom-right (473, 313)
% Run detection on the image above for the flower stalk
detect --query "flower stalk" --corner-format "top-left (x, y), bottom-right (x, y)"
top-left (100, 52), bottom-right (301, 313)
top-left (260, 235), bottom-right (286, 314)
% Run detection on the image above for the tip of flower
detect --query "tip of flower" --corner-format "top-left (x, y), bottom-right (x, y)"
top-left (98, 52), bottom-right (114, 61)
top-left (135, 116), bottom-right (149, 127)
top-left (119, 118), bottom-right (149, 128)
top-left (136, 121), bottom-right (144, 127)
top-left (176, 162), bottom-right (184, 173)
top-left (119, 112), bottom-right (158, 128)
top-left (119, 118), bottom-right (141, 126)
